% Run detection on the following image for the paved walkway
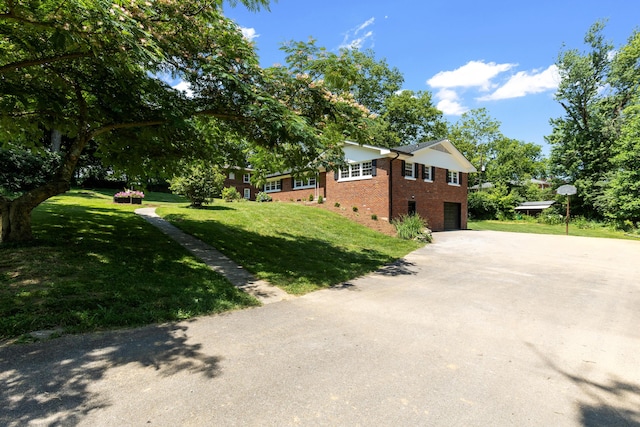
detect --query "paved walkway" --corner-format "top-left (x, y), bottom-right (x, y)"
top-left (135, 207), bottom-right (292, 304)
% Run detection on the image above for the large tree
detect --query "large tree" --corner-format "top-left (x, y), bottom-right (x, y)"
top-left (547, 22), bottom-right (640, 218)
top-left (0, 0), bottom-right (373, 242)
top-left (448, 108), bottom-right (545, 189)
top-left (281, 39), bottom-right (447, 148)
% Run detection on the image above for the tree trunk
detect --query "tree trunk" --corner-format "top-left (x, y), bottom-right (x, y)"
top-left (0, 181), bottom-right (71, 243)
top-left (1, 199), bottom-right (34, 242)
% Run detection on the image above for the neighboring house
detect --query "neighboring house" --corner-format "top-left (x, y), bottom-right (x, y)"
top-left (223, 139), bottom-right (476, 231)
top-left (514, 200), bottom-right (556, 216)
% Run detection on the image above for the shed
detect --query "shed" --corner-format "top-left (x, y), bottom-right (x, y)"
top-left (515, 200), bottom-right (555, 216)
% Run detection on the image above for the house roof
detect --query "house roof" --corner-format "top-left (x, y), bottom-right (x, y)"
top-left (343, 139), bottom-right (477, 173)
top-left (514, 201), bottom-right (556, 210)
top-left (390, 139), bottom-right (443, 154)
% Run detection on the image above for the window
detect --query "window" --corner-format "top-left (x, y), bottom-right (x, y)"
top-left (243, 173), bottom-right (250, 183)
top-left (264, 180), bottom-right (282, 192)
top-left (243, 188), bottom-right (251, 199)
top-left (404, 162), bottom-right (415, 179)
top-left (423, 165), bottom-right (433, 181)
top-left (447, 170), bottom-right (460, 185)
top-left (294, 177), bottom-right (317, 189)
top-left (229, 172), bottom-right (235, 180)
top-left (361, 161), bottom-right (373, 176)
top-left (338, 161), bottom-right (375, 181)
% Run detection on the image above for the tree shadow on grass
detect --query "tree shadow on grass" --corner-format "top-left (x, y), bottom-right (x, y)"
top-left (527, 343), bottom-right (640, 426)
top-left (0, 323), bottom-right (221, 426)
top-left (162, 214), bottom-right (406, 293)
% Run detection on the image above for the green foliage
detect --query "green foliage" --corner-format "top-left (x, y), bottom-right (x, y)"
top-left (256, 191), bottom-right (272, 202)
top-left (308, 194), bottom-right (314, 202)
top-left (392, 214), bottom-right (432, 242)
top-left (221, 187), bottom-right (242, 202)
top-left (169, 164), bottom-right (225, 208)
top-left (281, 40), bottom-right (446, 148)
top-left (317, 195), bottom-right (324, 204)
top-left (334, 202), bottom-right (340, 208)
top-left (467, 185), bottom-right (518, 220)
top-left (448, 108), bottom-right (546, 189)
top-left (598, 103), bottom-right (640, 222)
top-left (0, 147), bottom-right (60, 199)
top-left (0, 0), bottom-right (376, 242)
top-left (352, 206), bottom-right (358, 212)
top-left (371, 214), bottom-right (378, 221)
top-left (548, 22), bottom-right (640, 220)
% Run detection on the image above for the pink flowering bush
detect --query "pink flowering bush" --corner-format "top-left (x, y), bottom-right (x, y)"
top-left (114, 190), bottom-right (145, 199)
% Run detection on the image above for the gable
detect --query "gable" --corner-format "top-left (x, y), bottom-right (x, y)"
top-left (398, 140), bottom-right (476, 173)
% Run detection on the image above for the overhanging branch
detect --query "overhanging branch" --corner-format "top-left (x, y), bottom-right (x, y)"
top-left (0, 52), bottom-right (94, 74)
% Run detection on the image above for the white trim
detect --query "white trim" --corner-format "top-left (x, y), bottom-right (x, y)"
top-left (243, 188), bottom-right (251, 199)
top-left (264, 180), bottom-right (282, 193)
top-left (243, 173), bottom-right (251, 183)
top-left (338, 161), bottom-right (373, 182)
top-left (404, 177), bottom-right (416, 181)
top-left (293, 177), bottom-right (317, 190)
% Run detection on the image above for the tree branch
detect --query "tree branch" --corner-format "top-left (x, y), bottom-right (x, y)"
top-left (0, 52), bottom-right (95, 74)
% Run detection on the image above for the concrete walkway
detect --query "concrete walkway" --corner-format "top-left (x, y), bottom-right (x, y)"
top-left (135, 207), bottom-right (292, 304)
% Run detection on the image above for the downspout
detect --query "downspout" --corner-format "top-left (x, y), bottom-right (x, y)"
top-left (388, 152), bottom-right (400, 221)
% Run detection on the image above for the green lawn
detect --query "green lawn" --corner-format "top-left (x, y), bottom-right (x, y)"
top-left (1, 190), bottom-right (421, 340)
top-left (0, 190), bottom-right (259, 341)
top-left (159, 202), bottom-right (422, 294)
top-left (468, 219), bottom-right (640, 240)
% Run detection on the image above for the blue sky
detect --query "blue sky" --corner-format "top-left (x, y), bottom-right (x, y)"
top-left (223, 0), bottom-right (639, 154)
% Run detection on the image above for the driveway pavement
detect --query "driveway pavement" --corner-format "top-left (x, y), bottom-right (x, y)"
top-left (1, 231), bottom-right (639, 426)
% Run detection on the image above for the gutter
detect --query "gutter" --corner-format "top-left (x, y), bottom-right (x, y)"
top-left (388, 151), bottom-right (400, 220)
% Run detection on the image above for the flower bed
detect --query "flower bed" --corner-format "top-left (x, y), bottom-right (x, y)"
top-left (113, 190), bottom-right (144, 204)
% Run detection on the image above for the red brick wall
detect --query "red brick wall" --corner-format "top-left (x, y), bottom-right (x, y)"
top-left (224, 172), bottom-right (256, 200)
top-left (267, 174), bottom-right (326, 202)
top-left (326, 158), bottom-right (391, 219)
top-left (389, 159), bottom-right (468, 231)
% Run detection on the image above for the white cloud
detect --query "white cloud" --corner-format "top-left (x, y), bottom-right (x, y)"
top-left (172, 81), bottom-right (194, 98)
top-left (339, 17), bottom-right (375, 50)
top-left (355, 17), bottom-right (375, 34)
top-left (477, 65), bottom-right (560, 101)
top-left (427, 60), bottom-right (516, 91)
top-left (240, 27), bottom-right (259, 41)
top-left (434, 88), bottom-right (468, 116)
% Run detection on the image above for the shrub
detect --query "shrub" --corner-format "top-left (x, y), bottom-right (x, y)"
top-left (371, 214), bottom-right (378, 221)
top-left (392, 214), bottom-right (432, 243)
top-left (256, 191), bottom-right (272, 203)
top-left (308, 194), bottom-right (314, 202)
top-left (352, 206), bottom-right (358, 212)
top-left (318, 195), bottom-right (324, 204)
top-left (221, 186), bottom-right (241, 202)
top-left (169, 164), bottom-right (225, 208)
top-left (537, 212), bottom-right (564, 225)
top-left (334, 202), bottom-right (340, 208)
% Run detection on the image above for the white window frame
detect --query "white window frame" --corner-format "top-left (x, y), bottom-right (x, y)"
top-left (243, 173), bottom-right (251, 183)
top-left (229, 172), bottom-right (235, 180)
top-left (404, 162), bottom-right (416, 180)
top-left (423, 165), bottom-right (433, 182)
top-left (338, 161), bottom-right (374, 182)
top-left (243, 188), bottom-right (251, 199)
top-left (293, 177), bottom-right (317, 189)
top-left (447, 170), bottom-right (460, 186)
top-left (264, 180), bottom-right (282, 193)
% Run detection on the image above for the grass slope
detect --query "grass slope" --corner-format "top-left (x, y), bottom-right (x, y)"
top-left (1, 191), bottom-right (421, 340)
top-left (160, 202), bottom-right (422, 295)
top-left (1, 190), bottom-right (258, 341)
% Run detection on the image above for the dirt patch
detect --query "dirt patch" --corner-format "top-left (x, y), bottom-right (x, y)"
top-left (307, 202), bottom-right (398, 237)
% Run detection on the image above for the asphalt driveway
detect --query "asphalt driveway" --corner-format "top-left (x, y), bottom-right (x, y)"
top-left (1, 231), bottom-right (639, 426)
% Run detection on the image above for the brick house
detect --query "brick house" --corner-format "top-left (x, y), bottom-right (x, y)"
top-left (224, 139), bottom-right (476, 231)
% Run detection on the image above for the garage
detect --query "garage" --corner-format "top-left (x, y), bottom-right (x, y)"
top-left (443, 202), bottom-right (461, 230)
